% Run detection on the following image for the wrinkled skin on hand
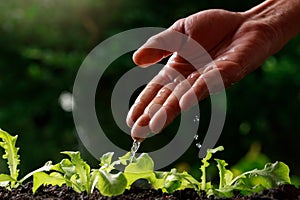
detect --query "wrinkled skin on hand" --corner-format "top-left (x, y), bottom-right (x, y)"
top-left (126, 9), bottom-right (283, 140)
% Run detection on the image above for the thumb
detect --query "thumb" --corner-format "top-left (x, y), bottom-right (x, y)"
top-left (133, 27), bottom-right (187, 67)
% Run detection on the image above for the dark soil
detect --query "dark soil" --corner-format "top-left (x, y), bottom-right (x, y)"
top-left (0, 182), bottom-right (299, 200)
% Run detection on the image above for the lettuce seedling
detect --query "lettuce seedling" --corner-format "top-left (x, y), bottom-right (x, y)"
top-left (0, 129), bottom-right (52, 189)
top-left (208, 157), bottom-right (291, 197)
top-left (36, 151), bottom-right (94, 193)
top-left (33, 151), bottom-right (129, 195)
top-left (200, 146), bottom-right (224, 191)
top-left (0, 129), bottom-right (292, 198)
top-left (0, 129), bottom-right (20, 188)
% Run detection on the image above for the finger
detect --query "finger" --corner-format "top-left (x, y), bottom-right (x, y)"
top-left (149, 72), bottom-right (200, 133)
top-left (131, 114), bottom-right (151, 141)
top-left (144, 83), bottom-right (175, 117)
top-left (133, 28), bottom-right (187, 67)
top-left (130, 66), bottom-right (191, 138)
top-left (130, 82), bottom-right (177, 139)
top-left (126, 64), bottom-right (182, 127)
top-left (180, 60), bottom-right (243, 111)
top-left (126, 76), bottom-right (164, 127)
top-left (179, 76), bottom-right (208, 111)
top-left (133, 48), bottom-right (171, 68)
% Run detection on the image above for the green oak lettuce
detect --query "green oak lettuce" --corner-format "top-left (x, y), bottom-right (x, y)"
top-left (0, 129), bottom-right (292, 198)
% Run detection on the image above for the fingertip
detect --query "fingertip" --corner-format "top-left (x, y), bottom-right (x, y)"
top-left (133, 48), bottom-right (171, 67)
top-left (130, 114), bottom-right (151, 140)
top-left (131, 125), bottom-right (150, 140)
top-left (131, 136), bottom-right (145, 143)
top-left (132, 50), bottom-right (152, 68)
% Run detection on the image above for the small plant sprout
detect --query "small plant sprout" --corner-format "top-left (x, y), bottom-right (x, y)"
top-left (0, 129), bottom-right (52, 189)
top-left (0, 129), bottom-right (292, 198)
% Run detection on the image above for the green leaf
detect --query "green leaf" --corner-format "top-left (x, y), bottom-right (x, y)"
top-left (0, 174), bottom-right (15, 182)
top-left (215, 159), bottom-right (233, 188)
top-left (60, 151), bottom-right (91, 193)
top-left (163, 169), bottom-right (200, 193)
top-left (233, 161), bottom-right (290, 189)
top-left (125, 153), bottom-right (154, 173)
top-left (51, 163), bottom-right (64, 173)
top-left (210, 161), bottom-right (291, 198)
top-left (117, 152), bottom-right (131, 166)
top-left (164, 173), bottom-right (181, 193)
top-left (152, 171), bottom-right (169, 189)
top-left (0, 129), bottom-right (20, 187)
top-left (95, 170), bottom-right (127, 196)
top-left (100, 152), bottom-right (114, 170)
top-left (33, 172), bottom-right (66, 193)
top-left (124, 154), bottom-right (200, 193)
top-left (0, 174), bottom-right (15, 187)
top-left (100, 152), bottom-right (131, 171)
top-left (200, 146), bottom-right (224, 190)
top-left (59, 158), bottom-right (76, 179)
top-left (124, 153), bottom-right (157, 188)
top-left (90, 170), bottom-right (99, 194)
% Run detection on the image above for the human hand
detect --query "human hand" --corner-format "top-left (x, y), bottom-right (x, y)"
top-left (126, 6), bottom-right (295, 140)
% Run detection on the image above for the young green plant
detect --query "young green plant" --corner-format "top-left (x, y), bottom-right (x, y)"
top-left (0, 129), bottom-right (292, 198)
top-left (0, 129), bottom-right (52, 189)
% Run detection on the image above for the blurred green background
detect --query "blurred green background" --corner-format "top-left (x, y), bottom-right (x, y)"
top-left (0, 0), bottom-right (299, 183)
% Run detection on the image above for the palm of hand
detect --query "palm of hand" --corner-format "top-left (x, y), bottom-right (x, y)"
top-left (127, 9), bottom-right (275, 139)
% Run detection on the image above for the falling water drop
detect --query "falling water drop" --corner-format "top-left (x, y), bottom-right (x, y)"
top-left (160, 88), bottom-right (166, 93)
top-left (193, 115), bottom-right (200, 123)
top-left (193, 115), bottom-right (201, 149)
top-left (194, 134), bottom-right (199, 141)
top-left (196, 143), bottom-right (202, 149)
top-left (129, 140), bottom-right (141, 163)
top-left (157, 89), bottom-right (166, 97)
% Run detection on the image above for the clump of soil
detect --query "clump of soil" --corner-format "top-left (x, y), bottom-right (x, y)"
top-left (0, 182), bottom-right (299, 200)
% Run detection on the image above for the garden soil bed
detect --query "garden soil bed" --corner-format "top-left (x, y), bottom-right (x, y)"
top-left (0, 182), bottom-right (299, 200)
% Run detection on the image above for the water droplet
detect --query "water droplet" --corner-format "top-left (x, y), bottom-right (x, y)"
top-left (157, 89), bottom-right (166, 97)
top-left (178, 81), bottom-right (186, 87)
top-left (130, 140), bottom-right (141, 163)
top-left (193, 115), bottom-right (200, 123)
top-left (194, 134), bottom-right (199, 141)
top-left (173, 77), bottom-right (184, 84)
top-left (216, 56), bottom-right (228, 61)
top-left (189, 72), bottom-right (198, 79)
top-left (135, 97), bottom-right (142, 103)
top-left (196, 143), bottom-right (202, 149)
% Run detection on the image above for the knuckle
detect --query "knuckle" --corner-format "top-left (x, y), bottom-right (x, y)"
top-left (171, 18), bottom-right (186, 33)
